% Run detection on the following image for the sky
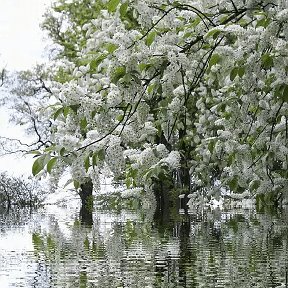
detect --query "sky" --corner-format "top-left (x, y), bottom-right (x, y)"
top-left (0, 0), bottom-right (52, 70)
top-left (0, 0), bottom-right (53, 175)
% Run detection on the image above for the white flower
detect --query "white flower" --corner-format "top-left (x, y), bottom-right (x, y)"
top-left (161, 151), bottom-right (181, 169)
top-left (168, 97), bottom-right (182, 113)
top-left (259, 99), bottom-right (269, 110)
top-left (156, 144), bottom-right (169, 158)
top-left (276, 9), bottom-right (288, 22)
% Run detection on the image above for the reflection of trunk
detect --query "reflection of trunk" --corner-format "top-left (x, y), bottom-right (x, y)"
top-left (79, 180), bottom-right (93, 225)
top-left (179, 220), bottom-right (192, 285)
top-left (153, 179), bottom-right (174, 234)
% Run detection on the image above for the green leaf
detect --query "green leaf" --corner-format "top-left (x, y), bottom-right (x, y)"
top-left (209, 54), bottom-right (221, 68)
top-left (145, 31), bottom-right (157, 46)
top-left (111, 66), bottom-right (126, 83)
top-left (249, 179), bottom-right (260, 191)
top-left (147, 83), bottom-right (155, 95)
top-left (190, 17), bottom-right (201, 28)
top-left (80, 118), bottom-right (88, 130)
top-left (107, 0), bottom-right (120, 12)
top-left (47, 234), bottom-right (56, 252)
top-left (230, 67), bottom-right (238, 81)
top-left (98, 149), bottom-right (105, 161)
top-left (74, 180), bottom-right (80, 190)
top-left (126, 177), bottom-right (133, 188)
top-left (238, 66), bottom-right (245, 77)
top-left (282, 85), bottom-right (288, 102)
top-left (92, 153), bottom-right (98, 167)
top-left (120, 2), bottom-right (128, 18)
top-left (69, 104), bottom-right (80, 114)
top-left (116, 114), bottom-right (124, 122)
top-left (32, 155), bottom-right (46, 176)
top-left (208, 140), bottom-right (216, 153)
top-left (27, 150), bottom-right (42, 155)
top-left (228, 177), bottom-right (238, 191)
top-left (256, 17), bottom-right (270, 28)
top-left (227, 153), bottom-right (235, 166)
top-left (261, 53), bottom-right (273, 69)
top-left (106, 43), bottom-right (118, 53)
top-left (205, 29), bottom-right (221, 38)
top-left (138, 63), bottom-right (147, 72)
top-left (90, 54), bottom-right (107, 71)
top-left (121, 73), bottom-right (133, 83)
top-left (91, 110), bottom-right (97, 119)
top-left (63, 106), bottom-right (70, 117)
top-left (84, 155), bottom-right (90, 172)
top-left (84, 237), bottom-right (90, 250)
top-left (275, 84), bottom-right (288, 102)
top-left (47, 157), bottom-right (57, 174)
top-left (60, 147), bottom-right (66, 156)
top-left (53, 107), bottom-right (63, 120)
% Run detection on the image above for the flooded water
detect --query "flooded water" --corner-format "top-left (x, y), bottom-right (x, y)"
top-left (0, 202), bottom-right (288, 288)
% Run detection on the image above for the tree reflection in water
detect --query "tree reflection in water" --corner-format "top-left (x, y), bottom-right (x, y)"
top-left (1, 203), bottom-right (288, 287)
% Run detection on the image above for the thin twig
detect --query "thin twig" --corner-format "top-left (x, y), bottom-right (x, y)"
top-left (75, 103), bottom-right (131, 152)
top-left (128, 7), bottom-right (175, 49)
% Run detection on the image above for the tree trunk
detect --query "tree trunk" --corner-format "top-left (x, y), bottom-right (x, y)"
top-left (153, 178), bottom-right (174, 233)
top-left (79, 180), bottom-right (93, 225)
top-left (179, 127), bottom-right (191, 191)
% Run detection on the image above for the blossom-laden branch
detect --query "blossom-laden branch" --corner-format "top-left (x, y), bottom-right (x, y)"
top-left (75, 103), bottom-right (132, 152)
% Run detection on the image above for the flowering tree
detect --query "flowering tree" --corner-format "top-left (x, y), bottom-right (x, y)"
top-left (28, 0), bottom-right (288, 206)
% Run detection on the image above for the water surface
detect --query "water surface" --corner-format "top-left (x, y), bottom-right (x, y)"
top-left (0, 203), bottom-right (287, 288)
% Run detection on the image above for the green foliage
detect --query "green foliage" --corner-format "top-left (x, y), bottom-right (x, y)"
top-left (32, 155), bottom-right (49, 176)
top-left (111, 66), bottom-right (126, 84)
top-left (274, 84), bottom-right (288, 102)
top-left (256, 16), bottom-right (270, 28)
top-left (47, 158), bottom-right (58, 174)
top-left (261, 53), bottom-right (274, 70)
top-left (230, 66), bottom-right (245, 81)
top-left (107, 0), bottom-right (121, 13)
top-left (209, 54), bottom-right (221, 68)
top-left (145, 31), bottom-right (157, 46)
top-left (119, 2), bottom-right (128, 18)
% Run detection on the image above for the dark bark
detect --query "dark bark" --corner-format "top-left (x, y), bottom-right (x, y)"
top-left (79, 180), bottom-right (93, 226)
top-left (179, 128), bottom-right (191, 191)
top-left (153, 178), bottom-right (175, 234)
top-left (155, 130), bottom-right (172, 151)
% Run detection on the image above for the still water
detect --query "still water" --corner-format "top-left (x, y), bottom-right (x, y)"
top-left (0, 201), bottom-right (288, 288)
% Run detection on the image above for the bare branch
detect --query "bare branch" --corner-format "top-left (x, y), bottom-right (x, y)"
top-left (230, 0), bottom-right (238, 12)
top-left (0, 68), bottom-right (6, 87)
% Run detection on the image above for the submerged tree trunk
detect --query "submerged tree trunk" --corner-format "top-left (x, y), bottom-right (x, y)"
top-left (153, 177), bottom-right (175, 232)
top-left (79, 180), bottom-right (93, 225)
top-left (178, 220), bottom-right (192, 284)
top-left (178, 120), bottom-right (191, 192)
